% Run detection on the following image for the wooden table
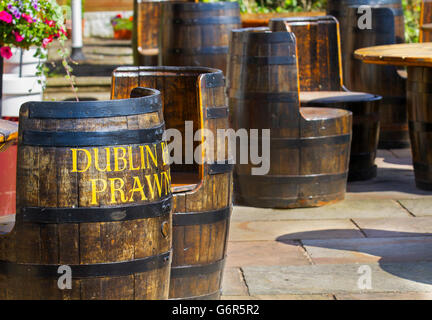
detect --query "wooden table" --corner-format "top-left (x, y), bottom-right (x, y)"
top-left (355, 43), bottom-right (432, 190)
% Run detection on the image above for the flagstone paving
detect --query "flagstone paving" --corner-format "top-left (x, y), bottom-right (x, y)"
top-left (222, 148), bottom-right (432, 300)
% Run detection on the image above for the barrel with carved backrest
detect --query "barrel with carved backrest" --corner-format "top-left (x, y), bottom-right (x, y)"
top-left (112, 66), bottom-right (232, 300)
top-left (227, 28), bottom-right (352, 208)
top-left (327, 0), bottom-right (408, 148)
top-left (0, 88), bottom-right (173, 300)
top-left (159, 1), bottom-right (241, 74)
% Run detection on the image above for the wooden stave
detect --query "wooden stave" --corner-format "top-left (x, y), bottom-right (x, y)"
top-left (227, 28), bottom-right (352, 209)
top-left (420, 0), bottom-right (432, 42)
top-left (159, 1), bottom-right (241, 74)
top-left (0, 88), bottom-right (173, 300)
top-left (407, 66), bottom-right (432, 190)
top-left (111, 66), bottom-right (233, 300)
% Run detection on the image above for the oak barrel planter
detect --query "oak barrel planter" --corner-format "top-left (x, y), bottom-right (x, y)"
top-left (159, 1), bottom-right (241, 75)
top-left (112, 66), bottom-right (233, 300)
top-left (227, 28), bottom-right (352, 208)
top-left (327, 0), bottom-right (408, 149)
top-left (0, 88), bottom-right (173, 300)
top-left (270, 17), bottom-right (381, 181)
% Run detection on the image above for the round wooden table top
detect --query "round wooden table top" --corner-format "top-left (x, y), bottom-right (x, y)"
top-left (354, 43), bottom-right (432, 67)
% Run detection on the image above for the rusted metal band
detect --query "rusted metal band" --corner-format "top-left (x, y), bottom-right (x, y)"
top-left (172, 16), bottom-right (241, 25)
top-left (19, 196), bottom-right (172, 224)
top-left (206, 106), bottom-right (229, 119)
top-left (173, 206), bottom-right (231, 226)
top-left (22, 123), bottom-right (165, 147)
top-left (171, 259), bottom-right (225, 278)
top-left (0, 251), bottom-right (171, 278)
top-left (203, 73), bottom-right (225, 89)
top-left (232, 55), bottom-right (297, 65)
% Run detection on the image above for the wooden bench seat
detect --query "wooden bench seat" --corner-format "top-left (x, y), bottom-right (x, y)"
top-left (270, 16), bottom-right (382, 181)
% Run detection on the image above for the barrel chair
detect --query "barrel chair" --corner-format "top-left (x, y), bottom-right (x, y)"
top-left (0, 120), bottom-right (18, 218)
top-left (112, 66), bottom-right (233, 300)
top-left (0, 89), bottom-right (173, 300)
top-left (327, 0), bottom-right (408, 149)
top-left (159, 1), bottom-right (242, 75)
top-left (227, 27), bottom-right (352, 209)
top-left (132, 0), bottom-right (188, 66)
top-left (270, 17), bottom-right (381, 181)
top-left (420, 0), bottom-right (432, 42)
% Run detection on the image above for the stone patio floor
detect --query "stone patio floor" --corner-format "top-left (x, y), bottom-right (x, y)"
top-left (221, 148), bottom-right (432, 300)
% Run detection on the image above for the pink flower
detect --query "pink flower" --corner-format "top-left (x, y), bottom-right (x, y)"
top-left (21, 13), bottom-right (33, 23)
top-left (0, 11), bottom-right (13, 23)
top-left (0, 46), bottom-right (13, 59)
top-left (42, 36), bottom-right (53, 48)
top-left (13, 31), bottom-right (24, 42)
top-left (46, 20), bottom-right (55, 27)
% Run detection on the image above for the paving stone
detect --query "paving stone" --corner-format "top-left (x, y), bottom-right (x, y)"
top-left (303, 237), bottom-right (432, 264)
top-left (252, 294), bottom-right (334, 300)
top-left (242, 263), bottom-right (432, 295)
top-left (336, 292), bottom-right (432, 300)
top-left (232, 200), bottom-right (409, 222)
top-left (226, 241), bottom-right (311, 267)
top-left (221, 296), bottom-right (255, 300)
top-left (389, 148), bottom-right (413, 160)
top-left (398, 199), bottom-right (432, 217)
top-left (222, 267), bottom-right (249, 296)
top-left (229, 220), bottom-right (364, 242)
top-left (353, 217), bottom-right (432, 238)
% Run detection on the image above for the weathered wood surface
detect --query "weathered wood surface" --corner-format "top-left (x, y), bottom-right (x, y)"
top-left (227, 28), bottom-right (352, 208)
top-left (159, 2), bottom-right (241, 75)
top-left (420, 0), bottom-right (432, 42)
top-left (327, 0), bottom-right (408, 149)
top-left (112, 66), bottom-right (233, 300)
top-left (241, 12), bottom-right (324, 28)
top-left (0, 89), bottom-right (173, 300)
top-left (133, 0), bottom-right (188, 66)
top-left (355, 43), bottom-right (432, 67)
top-left (269, 17), bottom-right (381, 181)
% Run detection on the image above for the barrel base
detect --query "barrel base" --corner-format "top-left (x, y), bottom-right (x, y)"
top-left (415, 180), bottom-right (432, 191)
top-left (234, 192), bottom-right (345, 209)
top-left (170, 291), bottom-right (221, 301)
top-left (348, 165), bottom-right (377, 182)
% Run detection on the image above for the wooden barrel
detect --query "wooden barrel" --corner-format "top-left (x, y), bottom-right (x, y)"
top-left (0, 88), bottom-right (173, 300)
top-left (112, 66), bottom-right (233, 300)
top-left (227, 28), bottom-right (352, 208)
top-left (328, 1), bottom-right (408, 149)
top-left (133, 0), bottom-right (187, 66)
top-left (407, 67), bottom-right (432, 190)
top-left (159, 2), bottom-right (241, 75)
top-left (270, 17), bottom-right (381, 181)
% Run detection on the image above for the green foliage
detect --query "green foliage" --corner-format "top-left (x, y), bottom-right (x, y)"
top-left (403, 0), bottom-right (421, 43)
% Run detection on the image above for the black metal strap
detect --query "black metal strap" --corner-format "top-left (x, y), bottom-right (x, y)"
top-left (173, 206), bottom-right (231, 226)
top-left (170, 46), bottom-right (229, 55)
top-left (26, 93), bottom-right (162, 119)
top-left (173, 16), bottom-right (240, 25)
top-left (18, 197), bottom-right (172, 224)
top-left (22, 123), bottom-right (165, 147)
top-left (270, 134), bottom-right (351, 148)
top-left (171, 259), bottom-right (225, 278)
top-left (414, 162), bottom-right (432, 173)
top-left (245, 32), bottom-right (295, 43)
top-left (171, 2), bottom-right (239, 12)
top-left (229, 91), bottom-right (298, 102)
top-left (0, 251), bottom-right (171, 278)
top-left (204, 73), bottom-right (225, 89)
top-left (232, 55), bottom-right (296, 66)
top-left (206, 107), bottom-right (229, 119)
top-left (207, 160), bottom-right (234, 175)
top-left (235, 172), bottom-right (348, 184)
top-left (409, 120), bottom-right (432, 133)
